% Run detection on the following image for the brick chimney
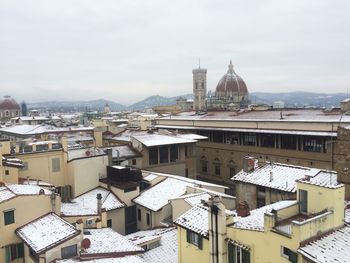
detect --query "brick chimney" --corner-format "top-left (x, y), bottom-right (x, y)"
top-left (106, 148), bottom-right (113, 166)
top-left (236, 201), bottom-right (250, 217)
top-left (243, 156), bottom-right (255, 173)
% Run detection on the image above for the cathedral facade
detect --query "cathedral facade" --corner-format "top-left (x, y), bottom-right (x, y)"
top-left (192, 61), bottom-right (249, 111)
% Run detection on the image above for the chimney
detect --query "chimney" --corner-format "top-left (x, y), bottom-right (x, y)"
top-left (207, 196), bottom-right (226, 263)
top-left (97, 193), bottom-right (102, 215)
top-left (50, 187), bottom-right (56, 213)
top-left (243, 156), bottom-right (255, 173)
top-left (236, 201), bottom-right (250, 217)
top-left (106, 148), bottom-right (113, 167)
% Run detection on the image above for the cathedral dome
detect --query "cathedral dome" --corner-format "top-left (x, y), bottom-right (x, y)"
top-left (0, 96), bottom-right (20, 110)
top-left (216, 61), bottom-right (248, 95)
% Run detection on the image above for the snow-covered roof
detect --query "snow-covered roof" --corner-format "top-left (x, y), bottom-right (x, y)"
top-left (133, 134), bottom-right (197, 147)
top-left (0, 124), bottom-right (93, 136)
top-left (137, 228), bottom-right (178, 263)
top-left (81, 228), bottom-right (143, 256)
top-left (133, 178), bottom-right (188, 211)
top-left (57, 256), bottom-right (145, 263)
top-left (176, 133), bottom-right (208, 140)
top-left (298, 170), bottom-right (341, 189)
top-left (175, 205), bottom-right (209, 237)
top-left (67, 148), bottom-right (106, 161)
top-left (102, 145), bottom-right (140, 159)
top-left (182, 192), bottom-right (211, 206)
top-left (233, 162), bottom-right (338, 192)
top-left (233, 200), bottom-right (297, 231)
top-left (345, 206), bottom-right (350, 224)
top-left (2, 156), bottom-right (24, 168)
top-left (16, 213), bottom-right (79, 254)
top-left (143, 173), bottom-right (159, 182)
top-left (298, 226), bottom-right (350, 263)
top-left (61, 187), bottom-right (125, 216)
top-left (0, 184), bottom-right (52, 204)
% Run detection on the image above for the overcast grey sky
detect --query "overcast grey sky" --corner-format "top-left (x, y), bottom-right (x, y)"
top-left (1, 0), bottom-right (350, 105)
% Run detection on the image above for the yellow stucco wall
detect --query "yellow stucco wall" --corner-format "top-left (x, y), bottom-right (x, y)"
top-left (177, 227), bottom-right (209, 263)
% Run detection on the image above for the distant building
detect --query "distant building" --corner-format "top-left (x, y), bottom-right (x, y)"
top-left (192, 61), bottom-right (250, 111)
top-left (20, 101), bottom-right (27, 116)
top-left (273, 100), bottom-right (285, 109)
top-left (0, 95), bottom-right (20, 122)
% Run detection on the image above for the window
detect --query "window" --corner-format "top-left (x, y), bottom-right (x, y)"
top-left (146, 213), bottom-right (150, 226)
top-left (281, 246), bottom-right (297, 263)
top-left (214, 158), bottom-right (221, 176)
top-left (52, 158), bottom-right (60, 172)
top-left (36, 144), bottom-right (49, 151)
top-left (107, 219), bottom-right (112, 228)
top-left (228, 160), bottom-right (236, 178)
top-left (132, 159), bottom-right (137, 165)
top-left (257, 186), bottom-right (266, 208)
top-left (212, 131), bottom-right (224, 143)
top-left (242, 133), bottom-right (256, 146)
top-left (299, 189), bottom-right (308, 214)
top-left (228, 242), bottom-right (250, 263)
top-left (185, 168), bottom-right (189, 178)
top-left (52, 143), bottom-right (62, 150)
top-left (61, 244), bottom-right (77, 259)
top-left (201, 156), bottom-right (208, 173)
top-left (5, 243), bottom-right (24, 262)
top-left (303, 136), bottom-right (323, 152)
top-left (159, 146), bottom-right (169, 163)
top-left (137, 209), bottom-right (141, 221)
top-left (185, 146), bottom-right (188, 157)
top-left (5, 170), bottom-right (9, 175)
top-left (4, 210), bottom-right (15, 225)
top-left (260, 134), bottom-right (275, 148)
top-left (149, 147), bottom-right (158, 165)
top-left (280, 135), bottom-right (297, 150)
top-left (186, 230), bottom-right (202, 249)
top-left (226, 132), bottom-right (240, 144)
top-left (170, 145), bottom-right (178, 162)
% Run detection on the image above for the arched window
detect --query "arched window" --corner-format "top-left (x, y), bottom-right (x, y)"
top-left (5, 111), bottom-right (9, 117)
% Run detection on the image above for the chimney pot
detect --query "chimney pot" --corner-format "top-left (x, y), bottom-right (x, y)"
top-left (236, 201), bottom-right (250, 217)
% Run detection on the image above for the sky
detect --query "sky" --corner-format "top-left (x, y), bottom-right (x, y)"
top-left (0, 0), bottom-right (350, 105)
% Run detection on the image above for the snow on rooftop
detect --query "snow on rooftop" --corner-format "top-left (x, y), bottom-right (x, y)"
top-left (104, 145), bottom-right (139, 158)
top-left (0, 124), bottom-right (93, 135)
top-left (132, 134), bottom-right (197, 147)
top-left (298, 170), bottom-right (341, 189)
top-left (81, 228), bottom-right (143, 255)
top-left (0, 186), bottom-right (16, 203)
top-left (298, 226), bottom-right (350, 263)
top-left (233, 162), bottom-right (337, 192)
top-left (175, 205), bottom-right (209, 237)
top-left (61, 187), bottom-right (125, 216)
top-left (233, 200), bottom-right (297, 231)
top-left (6, 184), bottom-right (51, 195)
top-left (143, 174), bottom-right (159, 182)
top-left (57, 256), bottom-right (146, 263)
top-left (141, 228), bottom-right (178, 263)
top-left (67, 148), bottom-right (106, 161)
top-left (16, 213), bottom-right (79, 254)
top-left (183, 192), bottom-right (211, 207)
top-left (345, 207), bottom-right (350, 224)
top-left (133, 178), bottom-right (188, 211)
top-left (176, 133), bottom-right (208, 140)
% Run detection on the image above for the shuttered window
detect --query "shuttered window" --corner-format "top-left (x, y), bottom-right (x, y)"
top-left (4, 210), bottom-right (15, 225)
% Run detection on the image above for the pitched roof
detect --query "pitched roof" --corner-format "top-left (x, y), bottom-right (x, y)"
top-left (0, 184), bottom-right (52, 204)
top-left (57, 256), bottom-right (146, 263)
top-left (133, 178), bottom-right (188, 211)
top-left (80, 228), bottom-right (143, 256)
top-left (298, 226), bottom-right (350, 263)
top-left (175, 205), bottom-right (209, 237)
top-left (233, 200), bottom-right (297, 231)
top-left (233, 162), bottom-right (338, 192)
top-left (16, 213), bottom-right (80, 254)
top-left (61, 187), bottom-right (125, 216)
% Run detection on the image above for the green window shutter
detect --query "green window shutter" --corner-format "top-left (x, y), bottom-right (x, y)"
top-left (186, 230), bottom-right (190, 243)
top-left (243, 249), bottom-right (250, 263)
top-left (198, 236), bottom-right (203, 250)
top-left (17, 243), bottom-right (24, 258)
top-left (4, 210), bottom-right (15, 225)
top-left (228, 243), bottom-right (234, 263)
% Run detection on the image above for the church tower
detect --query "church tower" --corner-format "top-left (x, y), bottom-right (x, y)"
top-left (192, 65), bottom-right (207, 111)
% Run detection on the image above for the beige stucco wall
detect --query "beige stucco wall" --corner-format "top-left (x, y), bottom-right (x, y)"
top-left (171, 199), bottom-right (192, 221)
top-left (107, 208), bottom-right (125, 234)
top-left (68, 155), bottom-right (108, 197)
top-left (178, 227), bottom-right (209, 263)
top-left (18, 150), bottom-right (67, 187)
top-left (1, 166), bottom-right (19, 184)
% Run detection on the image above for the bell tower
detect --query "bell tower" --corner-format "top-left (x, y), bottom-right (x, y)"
top-left (192, 63), bottom-right (207, 111)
